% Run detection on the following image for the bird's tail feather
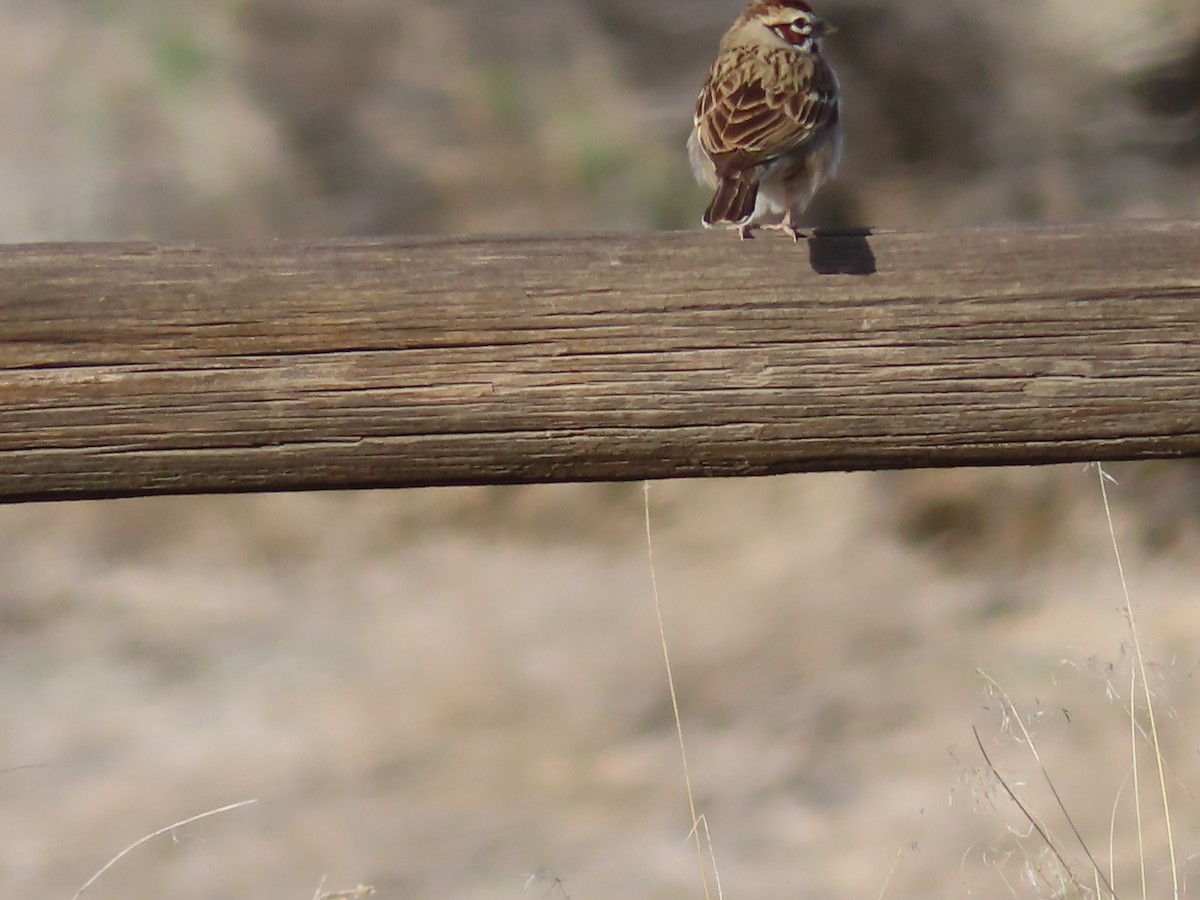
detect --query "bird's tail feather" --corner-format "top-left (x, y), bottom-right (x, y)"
top-left (703, 175), bottom-right (758, 227)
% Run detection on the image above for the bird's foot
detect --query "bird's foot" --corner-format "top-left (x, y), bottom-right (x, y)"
top-left (760, 221), bottom-right (806, 243)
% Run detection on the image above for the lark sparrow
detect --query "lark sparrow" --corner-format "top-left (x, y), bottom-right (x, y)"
top-left (688, 0), bottom-right (842, 240)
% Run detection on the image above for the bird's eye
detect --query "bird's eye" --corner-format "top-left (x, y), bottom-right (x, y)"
top-left (768, 16), bottom-right (817, 47)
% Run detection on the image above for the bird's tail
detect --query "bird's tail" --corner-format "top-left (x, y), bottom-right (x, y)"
top-left (703, 174), bottom-right (759, 227)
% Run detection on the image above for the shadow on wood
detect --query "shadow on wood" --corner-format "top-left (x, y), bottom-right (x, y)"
top-left (809, 228), bottom-right (876, 275)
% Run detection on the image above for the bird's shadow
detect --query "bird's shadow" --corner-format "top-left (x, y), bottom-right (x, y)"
top-left (806, 227), bottom-right (875, 275)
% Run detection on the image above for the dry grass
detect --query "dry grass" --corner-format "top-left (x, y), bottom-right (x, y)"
top-left (960, 466), bottom-right (1194, 900)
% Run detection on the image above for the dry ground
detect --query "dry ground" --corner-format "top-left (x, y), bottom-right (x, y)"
top-left (5, 470), bottom-right (1200, 899)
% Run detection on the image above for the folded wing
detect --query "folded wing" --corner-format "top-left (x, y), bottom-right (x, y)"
top-left (694, 48), bottom-right (839, 224)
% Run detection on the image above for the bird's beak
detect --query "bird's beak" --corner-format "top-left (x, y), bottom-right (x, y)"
top-left (816, 20), bottom-right (837, 37)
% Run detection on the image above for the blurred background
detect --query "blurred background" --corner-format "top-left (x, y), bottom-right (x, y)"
top-left (2, 1), bottom-right (1200, 898)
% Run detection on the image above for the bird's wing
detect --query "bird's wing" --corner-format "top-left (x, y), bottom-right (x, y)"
top-left (694, 47), bottom-right (839, 179)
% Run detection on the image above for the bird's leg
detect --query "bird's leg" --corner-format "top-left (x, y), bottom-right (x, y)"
top-left (758, 215), bottom-right (806, 242)
top-left (737, 222), bottom-right (756, 240)
top-left (780, 210), bottom-right (804, 242)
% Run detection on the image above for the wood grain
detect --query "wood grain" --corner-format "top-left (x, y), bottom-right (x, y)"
top-left (2, 221), bottom-right (1199, 502)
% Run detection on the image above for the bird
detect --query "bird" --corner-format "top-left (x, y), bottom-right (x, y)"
top-left (688, 0), bottom-right (842, 241)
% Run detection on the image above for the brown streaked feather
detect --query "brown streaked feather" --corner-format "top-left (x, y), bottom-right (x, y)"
top-left (694, 46), bottom-right (838, 179)
top-left (703, 174), bottom-right (759, 226)
top-left (739, 0), bottom-right (818, 21)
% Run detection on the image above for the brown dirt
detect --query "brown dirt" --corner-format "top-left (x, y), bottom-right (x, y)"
top-left (4, 469), bottom-right (1200, 898)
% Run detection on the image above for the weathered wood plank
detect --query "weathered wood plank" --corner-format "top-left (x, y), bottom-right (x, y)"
top-left (1, 221), bottom-right (1199, 502)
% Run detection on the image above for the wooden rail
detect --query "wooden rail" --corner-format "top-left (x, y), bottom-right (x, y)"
top-left (2, 220), bottom-right (1199, 503)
